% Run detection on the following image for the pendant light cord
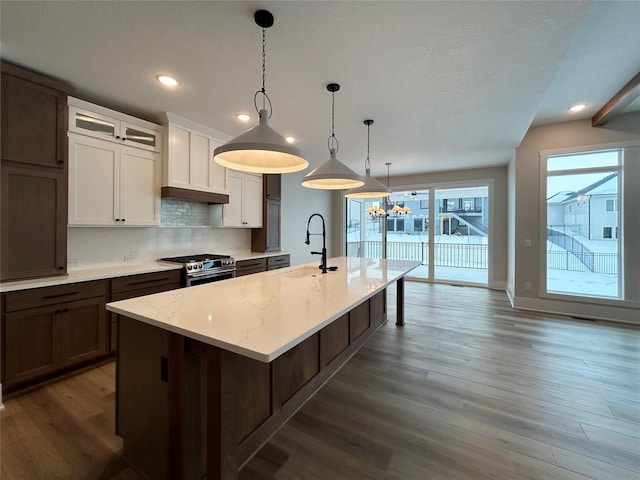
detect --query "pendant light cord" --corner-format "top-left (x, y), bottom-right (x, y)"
top-left (254, 25), bottom-right (272, 118)
top-left (261, 27), bottom-right (266, 100)
top-left (328, 89), bottom-right (339, 152)
top-left (365, 122), bottom-right (371, 171)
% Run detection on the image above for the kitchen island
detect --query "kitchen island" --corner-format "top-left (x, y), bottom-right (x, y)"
top-left (107, 256), bottom-right (419, 480)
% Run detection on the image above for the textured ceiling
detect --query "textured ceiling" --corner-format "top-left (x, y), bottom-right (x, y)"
top-left (1, 1), bottom-right (639, 177)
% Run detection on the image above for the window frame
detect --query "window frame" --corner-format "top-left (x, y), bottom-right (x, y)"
top-left (540, 145), bottom-right (624, 303)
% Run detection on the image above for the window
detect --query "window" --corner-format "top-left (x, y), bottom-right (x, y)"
top-left (545, 149), bottom-right (621, 298)
top-left (605, 199), bottom-right (616, 212)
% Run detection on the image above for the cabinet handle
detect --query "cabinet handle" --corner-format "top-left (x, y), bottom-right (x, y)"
top-left (128, 277), bottom-right (170, 286)
top-left (121, 219), bottom-right (126, 222)
top-left (160, 356), bottom-right (168, 382)
top-left (43, 291), bottom-right (79, 299)
top-left (62, 308), bottom-right (69, 313)
top-left (55, 309), bottom-right (62, 314)
top-left (58, 266), bottom-right (64, 270)
top-left (115, 219), bottom-right (121, 222)
top-left (122, 137), bottom-right (127, 141)
top-left (57, 159), bottom-right (64, 165)
top-left (115, 135), bottom-right (121, 139)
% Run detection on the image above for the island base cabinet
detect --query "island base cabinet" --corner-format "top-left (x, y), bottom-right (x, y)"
top-left (116, 289), bottom-right (387, 480)
top-left (117, 317), bottom-right (171, 480)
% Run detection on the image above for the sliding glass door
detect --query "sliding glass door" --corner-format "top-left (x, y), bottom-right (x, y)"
top-left (346, 193), bottom-right (429, 280)
top-left (346, 184), bottom-right (490, 286)
top-left (433, 186), bottom-right (488, 285)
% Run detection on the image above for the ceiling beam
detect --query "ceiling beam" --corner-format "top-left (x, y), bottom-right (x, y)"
top-left (592, 71), bottom-right (640, 127)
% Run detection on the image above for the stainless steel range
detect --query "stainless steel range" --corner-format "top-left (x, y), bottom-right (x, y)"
top-left (159, 254), bottom-right (236, 286)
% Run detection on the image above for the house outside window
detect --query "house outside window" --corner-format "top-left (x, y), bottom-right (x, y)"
top-left (545, 149), bottom-right (621, 298)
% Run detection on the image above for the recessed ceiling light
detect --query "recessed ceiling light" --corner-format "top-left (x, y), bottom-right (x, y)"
top-left (156, 75), bottom-right (179, 87)
top-left (236, 114), bottom-right (251, 122)
top-left (569, 103), bottom-right (586, 112)
top-left (285, 136), bottom-right (296, 143)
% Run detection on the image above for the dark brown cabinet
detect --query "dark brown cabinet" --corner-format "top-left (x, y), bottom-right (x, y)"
top-left (2, 280), bottom-right (108, 390)
top-left (109, 270), bottom-right (182, 351)
top-left (252, 174), bottom-right (281, 252)
top-left (1, 62), bottom-right (70, 168)
top-left (0, 62), bottom-right (72, 281)
top-left (266, 254), bottom-right (290, 270)
top-left (1, 164), bottom-right (67, 280)
top-left (235, 258), bottom-right (267, 277)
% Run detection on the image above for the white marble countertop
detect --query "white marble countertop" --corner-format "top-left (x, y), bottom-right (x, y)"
top-left (0, 251), bottom-right (289, 292)
top-left (0, 261), bottom-right (182, 293)
top-left (107, 257), bottom-right (419, 363)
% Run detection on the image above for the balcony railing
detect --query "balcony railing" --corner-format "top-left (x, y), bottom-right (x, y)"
top-left (346, 241), bottom-right (488, 269)
top-left (547, 251), bottom-right (618, 275)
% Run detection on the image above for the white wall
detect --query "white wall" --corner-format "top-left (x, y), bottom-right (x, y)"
top-left (281, 170), bottom-right (334, 266)
top-left (512, 113), bottom-right (640, 323)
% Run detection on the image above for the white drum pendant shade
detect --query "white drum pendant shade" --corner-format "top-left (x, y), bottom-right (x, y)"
top-left (301, 149), bottom-right (364, 190)
top-left (345, 169), bottom-right (391, 198)
top-left (214, 110), bottom-right (308, 174)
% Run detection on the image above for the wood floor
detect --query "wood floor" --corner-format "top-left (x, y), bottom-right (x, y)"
top-left (2, 283), bottom-right (639, 480)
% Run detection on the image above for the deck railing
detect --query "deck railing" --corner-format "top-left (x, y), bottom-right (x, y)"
top-left (547, 251), bottom-right (618, 275)
top-left (346, 241), bottom-right (488, 269)
top-left (346, 240), bottom-right (618, 275)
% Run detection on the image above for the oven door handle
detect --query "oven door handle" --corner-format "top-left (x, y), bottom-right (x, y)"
top-left (188, 267), bottom-right (236, 278)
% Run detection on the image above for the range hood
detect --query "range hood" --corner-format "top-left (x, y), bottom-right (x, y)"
top-left (161, 186), bottom-right (229, 204)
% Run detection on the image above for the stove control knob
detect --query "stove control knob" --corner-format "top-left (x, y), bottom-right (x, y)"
top-left (198, 263), bottom-right (203, 269)
top-left (187, 265), bottom-right (192, 271)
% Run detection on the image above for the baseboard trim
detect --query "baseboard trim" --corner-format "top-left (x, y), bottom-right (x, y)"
top-left (511, 295), bottom-right (639, 325)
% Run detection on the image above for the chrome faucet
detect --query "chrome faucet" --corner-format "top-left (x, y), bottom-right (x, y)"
top-left (305, 213), bottom-right (328, 273)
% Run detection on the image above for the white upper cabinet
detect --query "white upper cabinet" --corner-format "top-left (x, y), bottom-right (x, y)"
top-left (68, 137), bottom-right (160, 227)
top-left (210, 171), bottom-right (263, 228)
top-left (67, 99), bottom-right (161, 226)
top-left (163, 113), bottom-right (228, 194)
top-left (68, 97), bottom-right (162, 153)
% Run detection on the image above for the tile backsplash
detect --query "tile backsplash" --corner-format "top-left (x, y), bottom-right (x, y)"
top-left (160, 198), bottom-right (210, 227)
top-left (68, 226), bottom-right (250, 267)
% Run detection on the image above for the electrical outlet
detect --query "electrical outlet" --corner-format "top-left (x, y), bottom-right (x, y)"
top-left (124, 254), bottom-right (137, 263)
top-left (524, 282), bottom-right (532, 291)
top-left (67, 258), bottom-right (80, 267)
top-left (524, 238), bottom-right (532, 248)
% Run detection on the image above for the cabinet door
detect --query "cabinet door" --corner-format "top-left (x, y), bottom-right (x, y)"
top-left (1, 71), bottom-right (68, 168)
top-left (209, 137), bottom-right (227, 194)
top-left (189, 131), bottom-right (212, 191)
top-left (69, 106), bottom-right (118, 142)
top-left (121, 122), bottom-right (160, 152)
top-left (265, 174), bottom-right (281, 200)
top-left (1, 164), bottom-right (67, 280)
top-left (265, 199), bottom-right (281, 251)
top-left (166, 124), bottom-right (191, 189)
top-left (120, 147), bottom-right (159, 225)
top-left (60, 296), bottom-right (108, 366)
top-left (223, 171), bottom-right (244, 227)
top-left (243, 174), bottom-right (263, 227)
top-left (5, 305), bottom-right (61, 386)
top-left (68, 133), bottom-right (119, 225)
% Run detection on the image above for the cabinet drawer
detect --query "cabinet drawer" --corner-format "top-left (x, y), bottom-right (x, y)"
top-left (111, 270), bottom-right (182, 294)
top-left (267, 254), bottom-right (290, 270)
top-left (5, 280), bottom-right (106, 312)
top-left (236, 258), bottom-right (267, 277)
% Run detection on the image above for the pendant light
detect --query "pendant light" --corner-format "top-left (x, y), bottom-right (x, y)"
top-left (213, 10), bottom-right (308, 174)
top-left (345, 120), bottom-right (392, 198)
top-left (301, 83), bottom-right (364, 189)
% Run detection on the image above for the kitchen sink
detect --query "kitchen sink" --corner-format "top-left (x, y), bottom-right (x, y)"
top-left (270, 266), bottom-right (322, 278)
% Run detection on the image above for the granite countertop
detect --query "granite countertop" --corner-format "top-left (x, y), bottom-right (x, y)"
top-left (0, 251), bottom-right (289, 293)
top-left (107, 257), bottom-right (420, 363)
